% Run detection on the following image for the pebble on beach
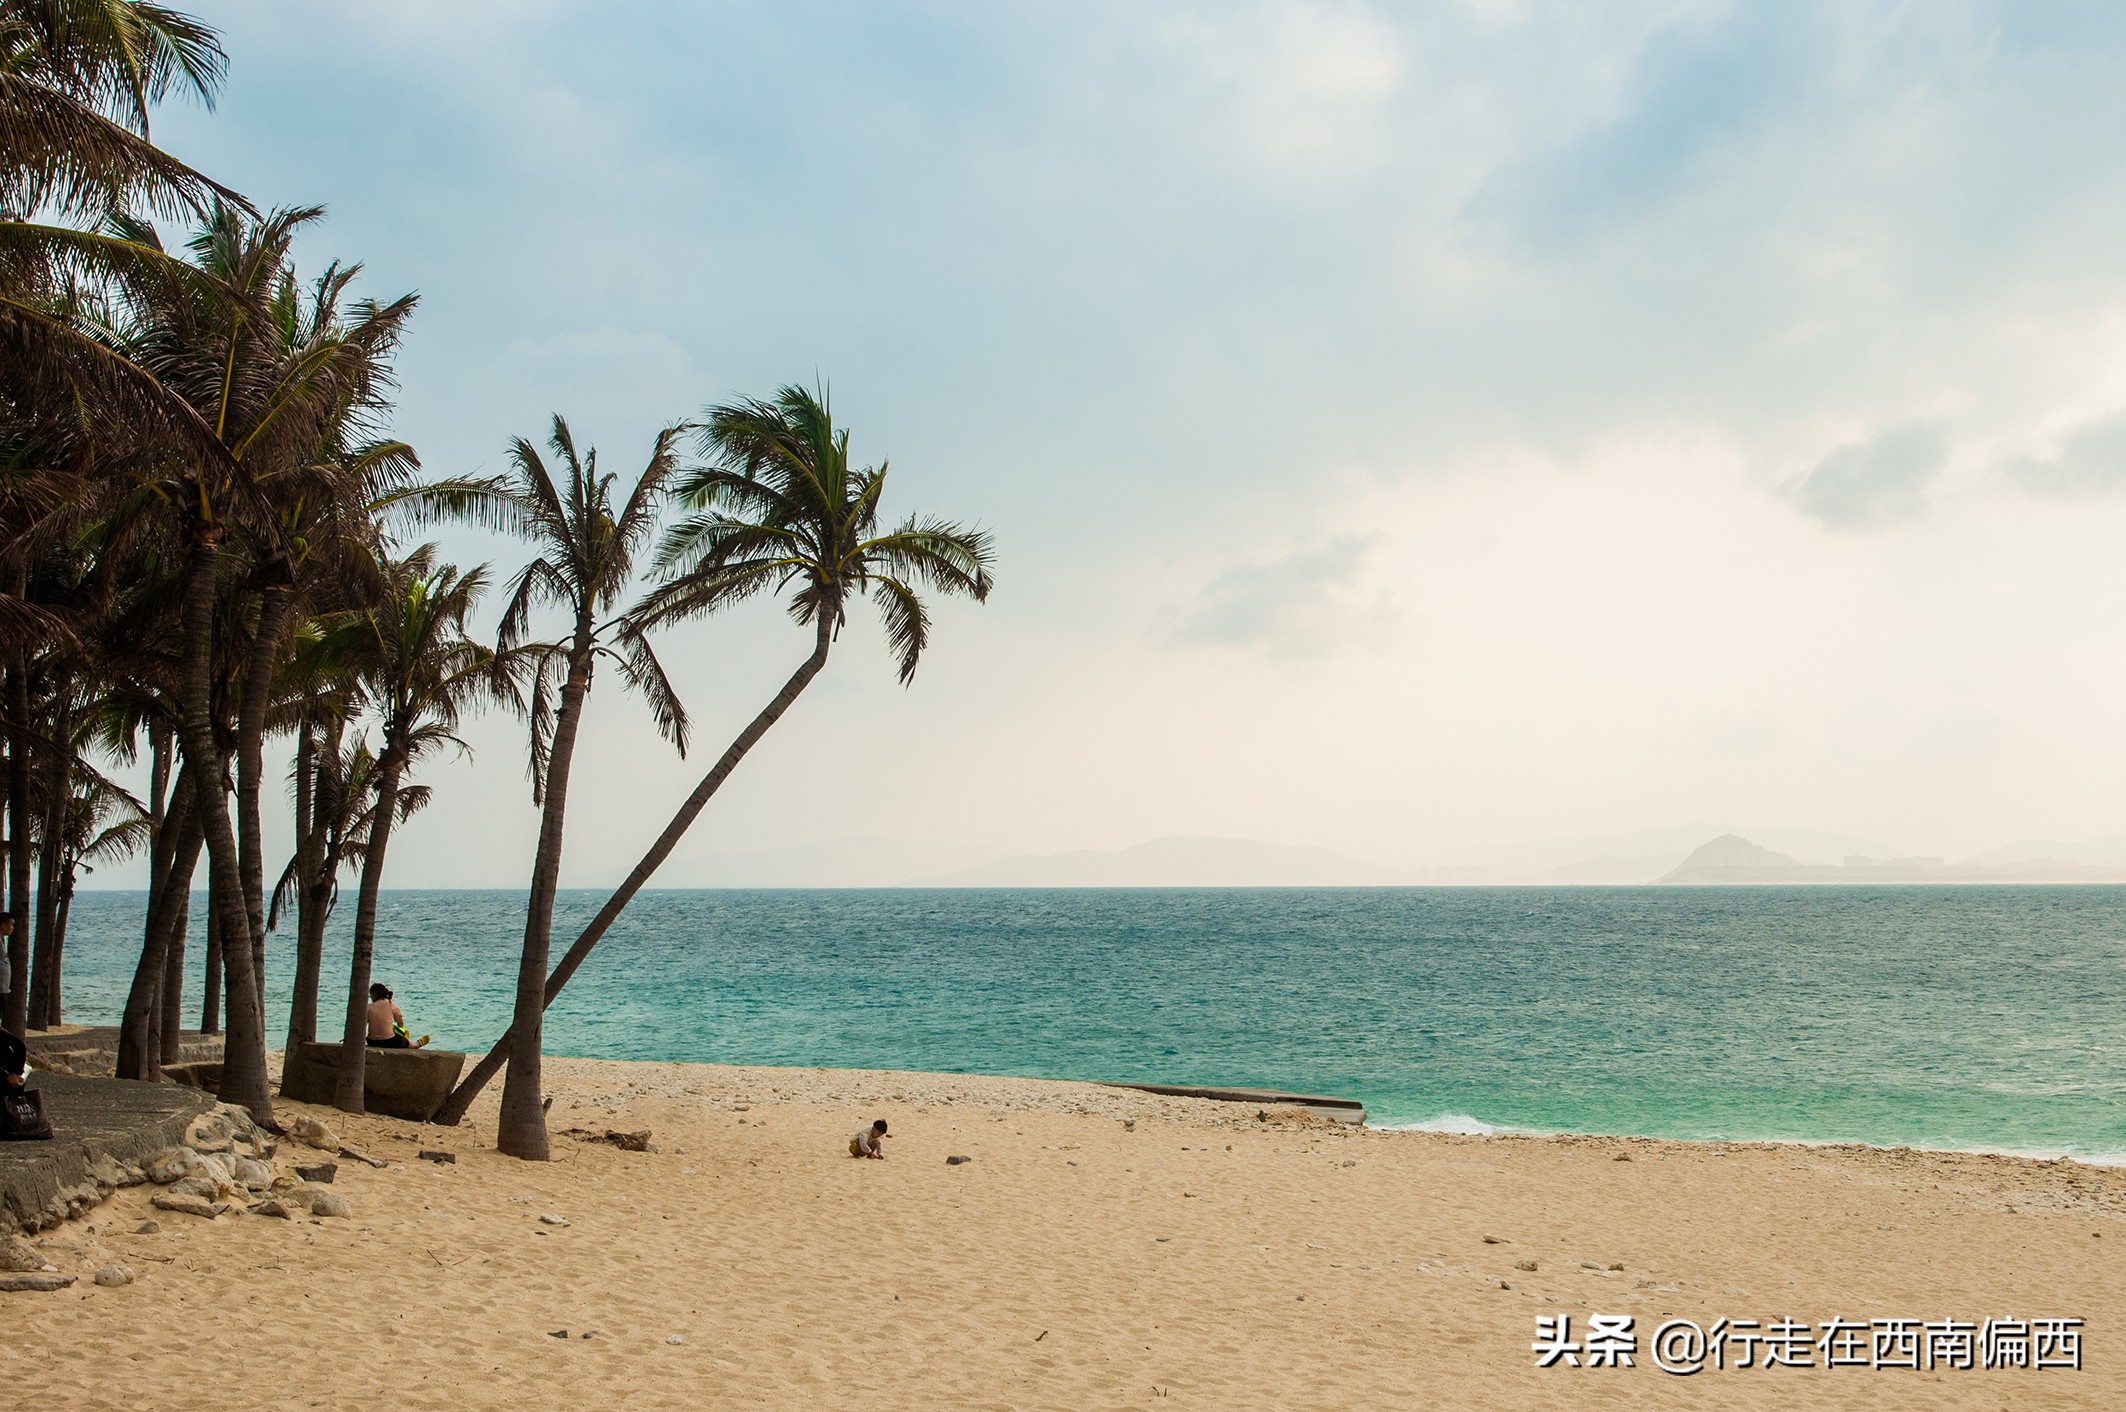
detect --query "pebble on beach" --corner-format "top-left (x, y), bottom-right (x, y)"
top-left (93, 1266), bottom-right (135, 1288)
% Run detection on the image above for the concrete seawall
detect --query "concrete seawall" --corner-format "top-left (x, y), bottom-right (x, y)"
top-left (0, 1074), bottom-right (214, 1234)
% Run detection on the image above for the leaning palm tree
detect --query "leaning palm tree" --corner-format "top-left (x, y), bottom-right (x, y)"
top-left (463, 383), bottom-right (993, 1159)
top-left (447, 418), bottom-right (688, 1152)
top-left (315, 545), bottom-right (514, 1113)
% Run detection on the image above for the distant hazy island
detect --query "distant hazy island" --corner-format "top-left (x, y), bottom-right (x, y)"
top-left (1657, 833), bottom-right (2126, 885)
top-left (662, 830), bottom-right (2126, 888)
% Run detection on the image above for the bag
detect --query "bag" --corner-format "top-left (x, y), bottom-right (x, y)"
top-left (0, 1087), bottom-right (52, 1141)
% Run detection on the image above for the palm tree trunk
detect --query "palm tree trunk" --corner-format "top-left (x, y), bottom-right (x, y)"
top-left (118, 768), bottom-right (199, 1080)
top-left (177, 536), bottom-right (273, 1119)
top-left (333, 748), bottom-right (404, 1113)
top-left (284, 720), bottom-right (324, 1054)
top-left (495, 649), bottom-right (593, 1160)
top-left (200, 900), bottom-right (220, 1033)
top-left (26, 707), bottom-right (70, 1030)
top-left (436, 615), bottom-right (834, 1127)
top-left (45, 863), bottom-right (70, 1028)
top-left (236, 583), bottom-right (289, 1031)
top-left (157, 880), bottom-right (191, 1066)
top-left (148, 719), bottom-right (171, 840)
top-left (4, 661), bottom-right (28, 1034)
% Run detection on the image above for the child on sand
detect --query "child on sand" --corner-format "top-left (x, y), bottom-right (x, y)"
top-left (849, 1119), bottom-right (890, 1159)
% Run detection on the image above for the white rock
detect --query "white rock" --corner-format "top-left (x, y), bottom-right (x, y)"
top-left (230, 1157), bottom-right (273, 1190)
top-left (0, 1237), bottom-right (49, 1272)
top-left (288, 1115), bottom-right (341, 1150)
top-left (538, 1213), bottom-right (570, 1227)
top-left (165, 1174), bottom-right (228, 1201)
top-left (308, 1193), bottom-right (353, 1219)
top-left (145, 1147), bottom-right (206, 1184)
top-left (93, 1265), bottom-right (135, 1288)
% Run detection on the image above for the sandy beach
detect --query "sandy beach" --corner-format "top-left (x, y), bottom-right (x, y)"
top-left (13, 1055), bottom-right (2126, 1410)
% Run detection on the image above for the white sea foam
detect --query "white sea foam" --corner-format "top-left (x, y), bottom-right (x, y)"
top-left (1376, 1112), bottom-right (1525, 1137)
top-left (1372, 1117), bottom-right (2126, 1169)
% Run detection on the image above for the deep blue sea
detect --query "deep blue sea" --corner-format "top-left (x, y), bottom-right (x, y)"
top-left (50, 886), bottom-right (2126, 1160)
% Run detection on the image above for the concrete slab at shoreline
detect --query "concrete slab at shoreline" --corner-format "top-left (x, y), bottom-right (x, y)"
top-left (0, 1072), bottom-right (214, 1234)
top-left (1107, 1082), bottom-right (1366, 1124)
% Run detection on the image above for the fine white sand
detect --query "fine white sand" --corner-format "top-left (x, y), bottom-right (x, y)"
top-left (15, 1056), bottom-right (2126, 1409)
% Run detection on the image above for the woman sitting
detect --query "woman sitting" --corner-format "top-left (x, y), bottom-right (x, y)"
top-left (364, 983), bottom-right (429, 1048)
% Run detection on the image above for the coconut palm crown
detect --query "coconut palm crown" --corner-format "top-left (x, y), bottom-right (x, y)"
top-left (632, 383), bottom-right (994, 680)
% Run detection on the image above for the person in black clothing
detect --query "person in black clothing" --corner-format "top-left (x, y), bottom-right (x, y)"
top-left (0, 910), bottom-right (14, 1028)
top-left (0, 911), bottom-right (20, 1085)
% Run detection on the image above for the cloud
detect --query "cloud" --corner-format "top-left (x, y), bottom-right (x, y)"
top-left (1789, 424), bottom-right (1948, 528)
top-left (1160, 3), bottom-right (1404, 151)
top-left (1470, 3), bottom-right (1806, 248)
top-left (102, 2), bottom-right (2126, 882)
top-left (2008, 409), bottom-right (2126, 496)
top-left (1166, 534), bottom-right (1383, 652)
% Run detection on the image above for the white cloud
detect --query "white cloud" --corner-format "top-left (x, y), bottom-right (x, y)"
top-left (1789, 424), bottom-right (1949, 528)
top-left (2009, 408), bottom-right (2126, 496)
top-left (1164, 533), bottom-right (1390, 654)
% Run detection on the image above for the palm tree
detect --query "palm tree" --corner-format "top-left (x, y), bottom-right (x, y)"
top-left (38, 769), bottom-right (148, 1023)
top-left (0, 0), bottom-right (232, 220)
top-left (0, 0), bottom-right (246, 531)
top-left (458, 384), bottom-right (993, 1158)
top-left (269, 723), bottom-right (429, 1057)
top-left (315, 544), bottom-right (513, 1113)
top-left (447, 417), bottom-right (687, 1156)
top-left (114, 202), bottom-right (419, 1117)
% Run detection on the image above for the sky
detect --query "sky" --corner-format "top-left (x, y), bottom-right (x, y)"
top-left (88, 0), bottom-right (2126, 885)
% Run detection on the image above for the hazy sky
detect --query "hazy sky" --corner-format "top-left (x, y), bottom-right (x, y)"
top-left (97, 1), bottom-right (2126, 885)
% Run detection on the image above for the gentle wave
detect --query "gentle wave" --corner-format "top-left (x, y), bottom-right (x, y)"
top-left (1371, 1117), bottom-right (2126, 1169)
top-left (1376, 1113), bottom-right (1528, 1137)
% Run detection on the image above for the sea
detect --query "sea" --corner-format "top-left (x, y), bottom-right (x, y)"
top-left (49, 885), bottom-right (2126, 1162)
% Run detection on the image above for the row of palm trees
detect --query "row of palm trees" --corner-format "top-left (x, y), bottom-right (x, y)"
top-left (1, 1), bottom-right (993, 1159)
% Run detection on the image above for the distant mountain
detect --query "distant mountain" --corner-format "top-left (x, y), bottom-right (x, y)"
top-left (1959, 836), bottom-right (2126, 870)
top-left (914, 835), bottom-right (1407, 887)
top-left (1660, 834), bottom-right (1825, 882)
top-left (1453, 824), bottom-right (1900, 882)
top-left (1660, 833), bottom-right (2126, 885)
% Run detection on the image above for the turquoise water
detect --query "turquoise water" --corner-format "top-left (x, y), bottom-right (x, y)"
top-left (50, 886), bottom-right (2126, 1159)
